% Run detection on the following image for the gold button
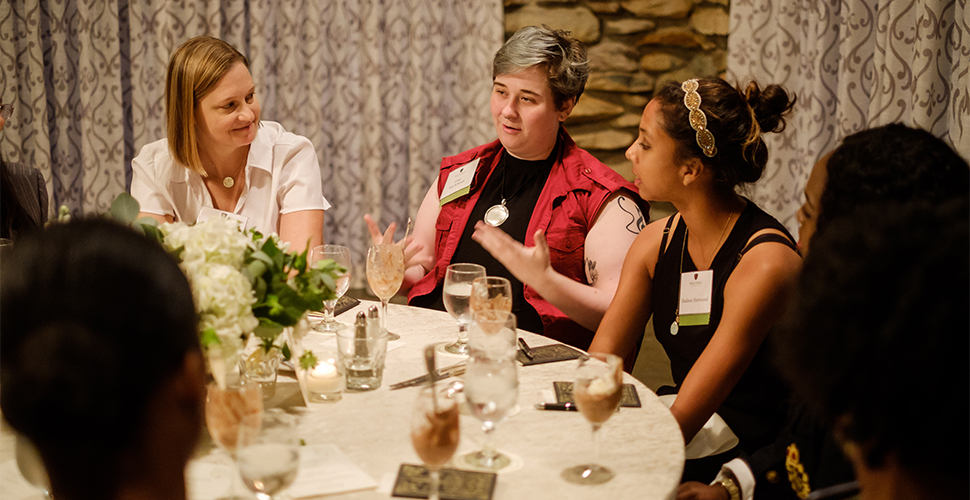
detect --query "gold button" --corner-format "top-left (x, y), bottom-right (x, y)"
top-left (766, 470), bottom-right (779, 483)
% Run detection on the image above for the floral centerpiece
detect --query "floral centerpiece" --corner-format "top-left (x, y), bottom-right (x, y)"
top-left (111, 194), bottom-right (342, 388)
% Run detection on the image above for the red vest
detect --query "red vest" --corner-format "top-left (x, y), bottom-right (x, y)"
top-left (408, 129), bottom-right (648, 350)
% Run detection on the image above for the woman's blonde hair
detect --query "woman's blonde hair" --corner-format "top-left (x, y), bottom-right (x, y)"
top-left (165, 36), bottom-right (249, 176)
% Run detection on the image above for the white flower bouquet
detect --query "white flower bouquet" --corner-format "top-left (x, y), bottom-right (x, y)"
top-left (110, 194), bottom-right (342, 387)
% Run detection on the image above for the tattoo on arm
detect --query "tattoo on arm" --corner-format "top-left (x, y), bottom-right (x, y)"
top-left (618, 196), bottom-right (646, 233)
top-left (586, 257), bottom-right (599, 286)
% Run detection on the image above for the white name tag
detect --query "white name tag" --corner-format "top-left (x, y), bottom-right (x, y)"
top-left (439, 158), bottom-right (479, 206)
top-left (197, 206), bottom-right (250, 231)
top-left (679, 269), bottom-right (713, 326)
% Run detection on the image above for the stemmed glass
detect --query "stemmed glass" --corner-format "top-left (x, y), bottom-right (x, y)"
top-left (470, 276), bottom-right (512, 316)
top-left (442, 263), bottom-right (486, 354)
top-left (410, 385), bottom-right (461, 500)
top-left (205, 381), bottom-right (264, 499)
top-left (310, 244), bottom-right (352, 333)
top-left (366, 244), bottom-right (405, 341)
top-left (235, 409), bottom-right (301, 500)
top-left (462, 311), bottom-right (518, 470)
top-left (561, 352), bottom-right (624, 485)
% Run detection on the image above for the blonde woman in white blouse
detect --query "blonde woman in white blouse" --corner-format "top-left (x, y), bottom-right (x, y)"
top-left (131, 36), bottom-right (328, 250)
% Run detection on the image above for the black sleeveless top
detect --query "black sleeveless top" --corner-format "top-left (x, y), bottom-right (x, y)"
top-left (409, 140), bottom-right (559, 335)
top-left (653, 200), bottom-right (796, 453)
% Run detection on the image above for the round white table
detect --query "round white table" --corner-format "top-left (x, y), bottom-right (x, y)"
top-left (0, 301), bottom-right (685, 500)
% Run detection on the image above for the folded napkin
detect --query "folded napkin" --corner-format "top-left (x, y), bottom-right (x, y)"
top-left (658, 394), bottom-right (738, 459)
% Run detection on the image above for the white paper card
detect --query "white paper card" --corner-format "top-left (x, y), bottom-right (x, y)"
top-left (197, 206), bottom-right (250, 230)
top-left (288, 444), bottom-right (378, 497)
top-left (679, 269), bottom-right (714, 316)
top-left (439, 158), bottom-right (479, 205)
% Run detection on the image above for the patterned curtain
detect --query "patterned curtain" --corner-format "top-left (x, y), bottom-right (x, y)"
top-left (0, 0), bottom-right (502, 280)
top-left (727, 0), bottom-right (969, 232)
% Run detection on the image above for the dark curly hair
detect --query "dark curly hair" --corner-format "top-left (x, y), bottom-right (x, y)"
top-left (653, 79), bottom-right (795, 189)
top-left (777, 200), bottom-right (969, 481)
top-left (0, 218), bottom-right (199, 500)
top-left (816, 123), bottom-right (970, 232)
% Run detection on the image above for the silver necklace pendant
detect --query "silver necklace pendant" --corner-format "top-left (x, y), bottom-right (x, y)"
top-left (223, 176), bottom-right (234, 188)
top-left (670, 320), bottom-right (679, 336)
top-left (484, 201), bottom-right (509, 227)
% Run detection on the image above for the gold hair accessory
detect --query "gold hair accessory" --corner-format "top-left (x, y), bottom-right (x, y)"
top-left (682, 79), bottom-right (717, 157)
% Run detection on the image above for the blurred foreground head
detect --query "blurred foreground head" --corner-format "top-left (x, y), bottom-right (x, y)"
top-left (1, 217), bottom-right (205, 500)
top-left (779, 199), bottom-right (969, 499)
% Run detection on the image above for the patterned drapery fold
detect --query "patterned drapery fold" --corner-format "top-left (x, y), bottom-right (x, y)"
top-left (1, 0), bottom-right (502, 280)
top-left (727, 0), bottom-right (969, 232)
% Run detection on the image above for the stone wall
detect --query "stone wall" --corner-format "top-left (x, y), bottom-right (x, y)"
top-left (504, 0), bottom-right (729, 180)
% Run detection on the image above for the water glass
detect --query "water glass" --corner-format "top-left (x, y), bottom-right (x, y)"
top-left (236, 410), bottom-right (301, 500)
top-left (442, 263), bottom-right (486, 354)
top-left (336, 325), bottom-right (389, 390)
top-left (468, 310), bottom-right (518, 361)
top-left (462, 352), bottom-right (518, 470)
top-left (310, 244), bottom-right (352, 333)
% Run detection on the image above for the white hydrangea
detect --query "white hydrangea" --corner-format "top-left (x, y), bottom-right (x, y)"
top-left (159, 219), bottom-right (259, 351)
top-left (161, 217), bottom-right (252, 275)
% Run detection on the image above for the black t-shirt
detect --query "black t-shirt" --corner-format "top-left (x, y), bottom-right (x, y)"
top-left (410, 139), bottom-right (560, 335)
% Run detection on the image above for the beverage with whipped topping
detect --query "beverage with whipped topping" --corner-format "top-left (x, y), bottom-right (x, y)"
top-left (574, 369), bottom-right (623, 424)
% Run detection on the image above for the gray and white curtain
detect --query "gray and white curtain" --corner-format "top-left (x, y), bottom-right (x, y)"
top-left (0, 0), bottom-right (503, 280)
top-left (727, 0), bottom-right (969, 232)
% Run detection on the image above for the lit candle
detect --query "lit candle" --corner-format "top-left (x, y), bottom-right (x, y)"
top-left (307, 361), bottom-right (344, 394)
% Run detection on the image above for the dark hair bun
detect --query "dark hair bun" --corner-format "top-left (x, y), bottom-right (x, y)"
top-left (743, 82), bottom-right (795, 134)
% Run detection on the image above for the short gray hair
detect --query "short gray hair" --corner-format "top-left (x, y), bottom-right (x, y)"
top-left (493, 26), bottom-right (589, 109)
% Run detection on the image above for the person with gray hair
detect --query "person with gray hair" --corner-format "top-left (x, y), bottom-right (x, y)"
top-left (368, 25), bottom-right (648, 350)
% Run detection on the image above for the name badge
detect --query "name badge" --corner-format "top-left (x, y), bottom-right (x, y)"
top-left (197, 206), bottom-right (251, 231)
top-left (678, 269), bottom-right (713, 326)
top-left (439, 158), bottom-right (479, 206)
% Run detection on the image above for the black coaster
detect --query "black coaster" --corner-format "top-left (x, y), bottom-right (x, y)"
top-left (553, 381), bottom-right (642, 408)
top-left (392, 464), bottom-right (497, 500)
top-left (334, 295), bottom-right (361, 316)
top-left (515, 344), bottom-right (584, 366)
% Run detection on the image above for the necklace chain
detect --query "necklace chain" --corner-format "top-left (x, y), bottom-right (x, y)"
top-left (671, 210), bottom-right (736, 334)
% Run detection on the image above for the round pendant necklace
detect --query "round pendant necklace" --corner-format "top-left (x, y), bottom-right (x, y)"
top-left (483, 154), bottom-right (544, 227)
top-left (223, 176), bottom-right (235, 188)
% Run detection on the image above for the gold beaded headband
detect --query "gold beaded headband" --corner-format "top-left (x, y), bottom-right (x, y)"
top-left (681, 79), bottom-right (717, 157)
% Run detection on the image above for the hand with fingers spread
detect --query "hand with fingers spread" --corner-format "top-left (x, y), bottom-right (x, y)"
top-left (471, 222), bottom-right (552, 288)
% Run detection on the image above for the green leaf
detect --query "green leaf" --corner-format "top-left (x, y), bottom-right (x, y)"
top-left (110, 192), bottom-right (141, 224)
top-left (199, 328), bottom-right (220, 349)
top-left (281, 343), bottom-right (292, 361)
top-left (299, 350), bottom-right (318, 370)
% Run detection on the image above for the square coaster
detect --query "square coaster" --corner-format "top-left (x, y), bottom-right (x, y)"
top-left (392, 464), bottom-right (496, 500)
top-left (516, 344), bottom-right (584, 366)
top-left (334, 295), bottom-right (361, 316)
top-left (553, 381), bottom-right (642, 408)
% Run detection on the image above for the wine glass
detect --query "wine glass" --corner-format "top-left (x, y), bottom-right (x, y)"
top-left (235, 409), bottom-right (301, 500)
top-left (205, 380), bottom-right (264, 499)
top-left (561, 352), bottom-right (624, 485)
top-left (470, 276), bottom-right (512, 316)
top-left (310, 244), bottom-right (352, 333)
top-left (411, 385), bottom-right (461, 500)
top-left (366, 244), bottom-right (405, 341)
top-left (442, 263), bottom-right (486, 354)
top-left (461, 318), bottom-right (518, 470)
